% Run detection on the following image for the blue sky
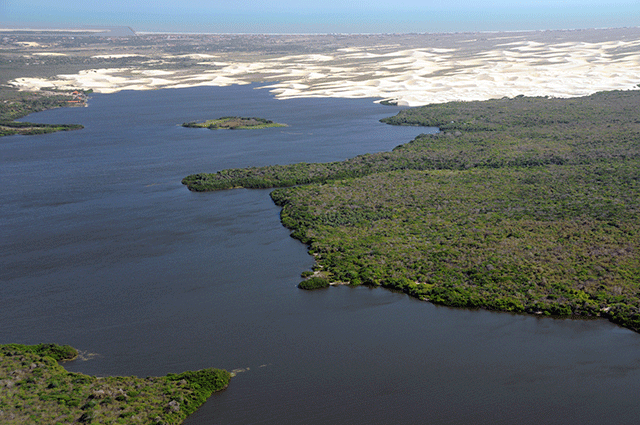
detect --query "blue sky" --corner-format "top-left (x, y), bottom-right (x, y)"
top-left (3, 0), bottom-right (639, 33)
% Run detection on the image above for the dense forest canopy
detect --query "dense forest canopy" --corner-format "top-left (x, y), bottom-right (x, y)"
top-left (184, 90), bottom-right (640, 331)
top-left (0, 343), bottom-right (230, 425)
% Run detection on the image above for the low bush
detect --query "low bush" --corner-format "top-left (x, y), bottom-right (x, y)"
top-left (298, 277), bottom-right (330, 290)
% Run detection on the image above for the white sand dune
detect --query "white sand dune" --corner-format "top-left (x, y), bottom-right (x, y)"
top-left (10, 31), bottom-right (640, 107)
top-left (33, 52), bottom-right (67, 56)
top-left (132, 70), bottom-right (175, 76)
top-left (91, 54), bottom-right (144, 59)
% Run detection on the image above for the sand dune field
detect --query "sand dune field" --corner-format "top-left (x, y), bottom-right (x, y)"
top-left (8, 28), bottom-right (640, 106)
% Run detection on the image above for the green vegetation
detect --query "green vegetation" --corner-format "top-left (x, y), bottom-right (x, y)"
top-left (183, 90), bottom-right (640, 332)
top-left (298, 276), bottom-right (330, 290)
top-left (0, 120), bottom-right (84, 136)
top-left (181, 116), bottom-right (286, 130)
top-left (2, 343), bottom-right (79, 362)
top-left (0, 343), bottom-right (230, 425)
top-left (0, 88), bottom-right (85, 136)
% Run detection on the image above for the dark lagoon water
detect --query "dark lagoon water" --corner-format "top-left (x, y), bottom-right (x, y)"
top-left (2, 84), bottom-right (640, 425)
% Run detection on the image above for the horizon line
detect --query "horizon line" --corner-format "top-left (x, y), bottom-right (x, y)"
top-left (2, 24), bottom-right (639, 37)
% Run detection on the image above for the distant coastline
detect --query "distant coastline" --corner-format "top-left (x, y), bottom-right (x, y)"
top-left (134, 26), bottom-right (639, 36)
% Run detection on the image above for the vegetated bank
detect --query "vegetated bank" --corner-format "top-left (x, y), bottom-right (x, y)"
top-left (181, 116), bottom-right (286, 130)
top-left (0, 343), bottom-right (230, 425)
top-left (0, 88), bottom-right (86, 136)
top-left (183, 90), bottom-right (640, 332)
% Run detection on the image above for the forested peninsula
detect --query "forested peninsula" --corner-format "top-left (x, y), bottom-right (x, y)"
top-left (182, 116), bottom-right (286, 130)
top-left (0, 89), bottom-right (86, 136)
top-left (183, 90), bottom-right (640, 332)
top-left (0, 343), bottom-right (230, 425)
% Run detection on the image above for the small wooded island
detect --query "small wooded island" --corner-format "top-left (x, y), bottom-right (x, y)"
top-left (183, 90), bottom-right (640, 333)
top-left (0, 343), bottom-right (230, 424)
top-left (182, 116), bottom-right (286, 130)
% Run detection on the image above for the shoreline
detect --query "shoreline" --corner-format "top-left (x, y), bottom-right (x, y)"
top-left (185, 90), bottom-right (640, 333)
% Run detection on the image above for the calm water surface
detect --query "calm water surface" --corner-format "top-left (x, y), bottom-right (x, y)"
top-left (1, 85), bottom-right (639, 424)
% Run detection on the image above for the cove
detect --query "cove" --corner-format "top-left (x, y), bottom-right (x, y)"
top-left (1, 84), bottom-right (640, 425)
